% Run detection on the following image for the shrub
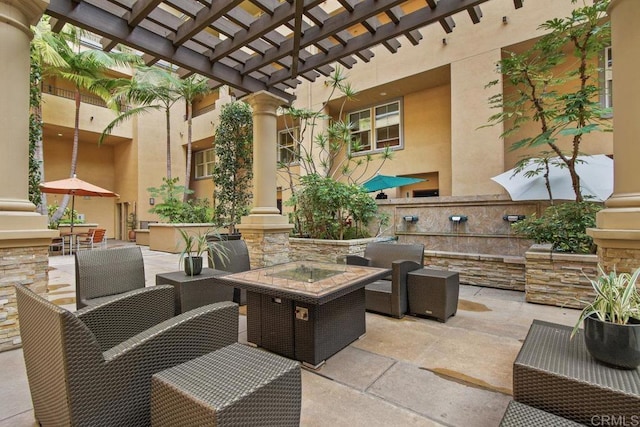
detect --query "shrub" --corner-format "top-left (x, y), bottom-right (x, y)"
top-left (511, 201), bottom-right (602, 254)
top-left (287, 174), bottom-right (378, 240)
top-left (148, 177), bottom-right (212, 223)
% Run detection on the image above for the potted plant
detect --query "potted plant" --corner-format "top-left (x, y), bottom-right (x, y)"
top-left (178, 228), bottom-right (209, 276)
top-left (127, 212), bottom-right (137, 242)
top-left (572, 265), bottom-right (640, 369)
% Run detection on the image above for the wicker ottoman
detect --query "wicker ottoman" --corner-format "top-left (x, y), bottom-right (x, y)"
top-left (150, 343), bottom-right (301, 426)
top-left (500, 401), bottom-right (586, 426)
top-left (407, 268), bottom-right (459, 322)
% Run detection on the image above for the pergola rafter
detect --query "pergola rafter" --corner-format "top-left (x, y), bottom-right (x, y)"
top-left (46, 0), bottom-right (524, 103)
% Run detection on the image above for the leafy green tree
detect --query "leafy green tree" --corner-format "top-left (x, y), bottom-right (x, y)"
top-left (212, 101), bottom-right (253, 235)
top-left (287, 174), bottom-right (378, 240)
top-left (40, 26), bottom-right (139, 220)
top-left (486, 0), bottom-right (611, 203)
top-left (279, 67), bottom-right (392, 190)
top-left (100, 67), bottom-right (179, 179)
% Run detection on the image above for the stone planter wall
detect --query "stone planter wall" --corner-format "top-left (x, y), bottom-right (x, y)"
top-left (289, 237), bottom-right (393, 264)
top-left (134, 229), bottom-right (149, 246)
top-left (423, 251), bottom-right (526, 291)
top-left (525, 244), bottom-right (598, 308)
top-left (148, 223), bottom-right (221, 253)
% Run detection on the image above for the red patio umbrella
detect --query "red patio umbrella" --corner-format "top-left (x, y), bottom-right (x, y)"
top-left (40, 175), bottom-right (119, 233)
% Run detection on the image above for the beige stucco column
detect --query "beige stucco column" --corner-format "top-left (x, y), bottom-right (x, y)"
top-left (0, 0), bottom-right (57, 352)
top-left (450, 48), bottom-right (504, 197)
top-left (238, 91), bottom-right (294, 267)
top-left (587, 0), bottom-right (640, 272)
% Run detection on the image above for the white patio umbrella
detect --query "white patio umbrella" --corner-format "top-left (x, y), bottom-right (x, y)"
top-left (491, 155), bottom-right (613, 202)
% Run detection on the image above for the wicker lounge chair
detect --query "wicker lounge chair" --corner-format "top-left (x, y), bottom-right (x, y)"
top-left (75, 246), bottom-right (146, 309)
top-left (15, 283), bottom-right (239, 427)
top-left (346, 242), bottom-right (424, 318)
top-left (207, 239), bottom-right (250, 305)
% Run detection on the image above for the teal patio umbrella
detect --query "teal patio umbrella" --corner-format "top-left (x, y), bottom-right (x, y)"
top-left (362, 174), bottom-right (426, 192)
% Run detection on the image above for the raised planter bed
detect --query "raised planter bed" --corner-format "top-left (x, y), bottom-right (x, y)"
top-left (289, 236), bottom-right (393, 264)
top-left (524, 244), bottom-right (597, 308)
top-left (148, 223), bottom-right (220, 253)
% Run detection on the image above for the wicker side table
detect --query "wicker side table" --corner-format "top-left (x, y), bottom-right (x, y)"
top-left (151, 343), bottom-right (301, 427)
top-left (406, 268), bottom-right (459, 322)
top-left (514, 320), bottom-right (640, 425)
top-left (156, 268), bottom-right (231, 314)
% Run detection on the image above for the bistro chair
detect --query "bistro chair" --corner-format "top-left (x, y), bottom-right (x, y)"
top-left (346, 242), bottom-right (424, 318)
top-left (207, 239), bottom-right (250, 305)
top-left (75, 246), bottom-right (146, 309)
top-left (48, 236), bottom-right (65, 255)
top-left (76, 228), bottom-right (107, 251)
top-left (15, 283), bottom-right (238, 427)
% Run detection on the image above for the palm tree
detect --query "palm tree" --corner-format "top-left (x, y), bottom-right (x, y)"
top-left (102, 69), bottom-right (212, 199)
top-left (171, 75), bottom-right (211, 201)
top-left (41, 27), bottom-right (139, 219)
top-left (100, 66), bottom-right (179, 179)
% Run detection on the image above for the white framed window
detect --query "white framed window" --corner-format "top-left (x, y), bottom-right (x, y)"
top-left (195, 149), bottom-right (215, 178)
top-left (348, 100), bottom-right (402, 153)
top-left (603, 46), bottom-right (613, 109)
top-left (278, 128), bottom-right (300, 165)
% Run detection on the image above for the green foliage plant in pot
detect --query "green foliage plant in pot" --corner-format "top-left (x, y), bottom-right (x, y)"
top-left (178, 228), bottom-right (209, 276)
top-left (572, 266), bottom-right (640, 369)
top-left (127, 212), bottom-right (137, 242)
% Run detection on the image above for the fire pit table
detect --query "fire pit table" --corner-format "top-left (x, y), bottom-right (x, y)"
top-left (214, 261), bottom-right (390, 368)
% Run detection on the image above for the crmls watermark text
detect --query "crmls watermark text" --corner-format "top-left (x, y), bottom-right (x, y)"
top-left (591, 415), bottom-right (640, 426)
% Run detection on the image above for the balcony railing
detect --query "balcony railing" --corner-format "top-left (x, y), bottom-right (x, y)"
top-left (192, 102), bottom-right (217, 118)
top-left (42, 84), bottom-right (129, 111)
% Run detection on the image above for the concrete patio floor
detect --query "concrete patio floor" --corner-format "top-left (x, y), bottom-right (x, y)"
top-left (0, 243), bottom-right (582, 426)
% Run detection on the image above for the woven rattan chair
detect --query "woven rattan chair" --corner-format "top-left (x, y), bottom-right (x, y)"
top-left (207, 239), bottom-right (250, 305)
top-left (346, 242), bottom-right (424, 318)
top-left (15, 283), bottom-right (239, 427)
top-left (75, 246), bottom-right (146, 309)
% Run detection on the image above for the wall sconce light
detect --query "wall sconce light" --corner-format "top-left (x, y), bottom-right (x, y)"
top-left (149, 197), bottom-right (155, 206)
top-left (449, 215), bottom-right (468, 223)
top-left (503, 214), bottom-right (526, 222)
top-left (403, 215), bottom-right (419, 224)
top-left (502, 16), bottom-right (508, 24)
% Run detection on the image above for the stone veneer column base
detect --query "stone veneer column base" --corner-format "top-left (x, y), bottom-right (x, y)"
top-left (239, 229), bottom-right (291, 268)
top-left (595, 245), bottom-right (640, 274)
top-left (0, 244), bottom-right (49, 352)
